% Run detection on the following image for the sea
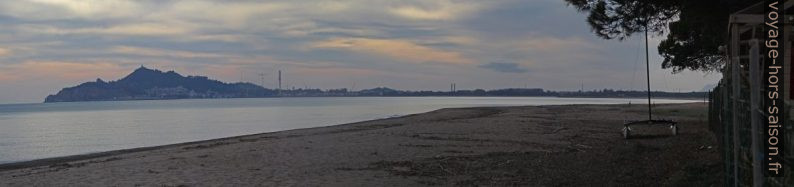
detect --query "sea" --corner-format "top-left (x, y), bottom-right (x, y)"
top-left (0, 97), bottom-right (697, 164)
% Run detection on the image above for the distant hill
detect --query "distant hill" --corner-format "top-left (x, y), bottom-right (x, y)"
top-left (44, 66), bottom-right (275, 103)
top-left (45, 67), bottom-right (709, 103)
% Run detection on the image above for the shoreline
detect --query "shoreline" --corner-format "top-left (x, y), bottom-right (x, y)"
top-left (0, 110), bottom-right (427, 171)
top-left (0, 102), bottom-right (718, 186)
top-left (0, 102), bottom-right (700, 169)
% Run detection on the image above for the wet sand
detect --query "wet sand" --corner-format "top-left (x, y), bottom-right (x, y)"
top-left (0, 103), bottom-right (720, 186)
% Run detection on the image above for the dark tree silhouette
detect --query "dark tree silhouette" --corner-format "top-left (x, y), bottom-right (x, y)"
top-left (564, 0), bottom-right (762, 72)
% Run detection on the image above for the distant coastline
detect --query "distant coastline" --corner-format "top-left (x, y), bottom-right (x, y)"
top-left (44, 67), bottom-right (709, 103)
top-left (41, 95), bottom-right (706, 105)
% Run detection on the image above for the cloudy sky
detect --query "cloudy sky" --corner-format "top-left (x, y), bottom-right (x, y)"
top-left (0, 0), bottom-right (720, 103)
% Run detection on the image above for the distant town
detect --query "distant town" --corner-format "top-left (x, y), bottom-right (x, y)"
top-left (44, 67), bottom-right (708, 103)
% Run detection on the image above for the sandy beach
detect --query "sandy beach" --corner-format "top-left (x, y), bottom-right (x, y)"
top-left (0, 103), bottom-right (719, 186)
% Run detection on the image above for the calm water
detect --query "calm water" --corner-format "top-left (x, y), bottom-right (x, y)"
top-left (0, 97), bottom-right (696, 164)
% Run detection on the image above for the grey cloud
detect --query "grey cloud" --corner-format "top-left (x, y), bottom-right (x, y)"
top-left (478, 62), bottom-right (528, 73)
top-left (0, 0), bottom-right (720, 103)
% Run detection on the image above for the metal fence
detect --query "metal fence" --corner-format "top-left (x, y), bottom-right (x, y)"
top-left (709, 24), bottom-right (794, 186)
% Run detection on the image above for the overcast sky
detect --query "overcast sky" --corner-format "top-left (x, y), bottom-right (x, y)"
top-left (0, 0), bottom-right (720, 104)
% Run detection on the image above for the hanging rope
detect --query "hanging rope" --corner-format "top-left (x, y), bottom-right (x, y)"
top-left (630, 35), bottom-right (643, 91)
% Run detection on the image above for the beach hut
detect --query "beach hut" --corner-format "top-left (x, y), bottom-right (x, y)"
top-left (711, 1), bottom-right (794, 186)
